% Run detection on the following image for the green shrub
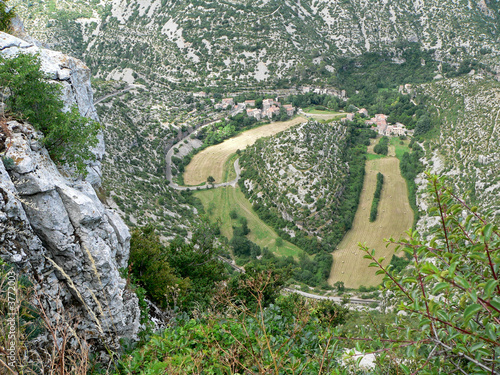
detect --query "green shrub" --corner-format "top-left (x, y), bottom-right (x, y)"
top-left (1, 155), bottom-right (14, 170)
top-left (0, 53), bottom-right (101, 175)
top-left (373, 136), bottom-right (389, 155)
top-left (129, 226), bottom-right (188, 308)
top-left (0, 0), bottom-right (15, 32)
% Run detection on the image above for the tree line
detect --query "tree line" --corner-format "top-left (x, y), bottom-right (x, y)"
top-left (369, 172), bottom-right (384, 222)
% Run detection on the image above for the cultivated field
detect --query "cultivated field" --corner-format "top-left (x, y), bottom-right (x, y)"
top-left (302, 108), bottom-right (344, 121)
top-left (195, 186), bottom-right (304, 258)
top-left (183, 116), bottom-right (307, 185)
top-left (328, 139), bottom-right (413, 288)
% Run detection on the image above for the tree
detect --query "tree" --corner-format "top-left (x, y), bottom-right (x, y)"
top-left (334, 280), bottom-right (345, 293)
top-left (129, 226), bottom-right (188, 308)
top-left (229, 209), bottom-right (238, 219)
top-left (346, 104), bottom-right (357, 113)
top-left (0, 0), bottom-right (15, 32)
top-left (361, 174), bottom-right (500, 373)
top-left (414, 114), bottom-right (431, 136)
top-left (207, 175), bottom-right (215, 184)
top-left (0, 53), bottom-right (101, 175)
top-left (275, 237), bottom-right (283, 248)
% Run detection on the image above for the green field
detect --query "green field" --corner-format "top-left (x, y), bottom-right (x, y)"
top-left (195, 186), bottom-right (305, 259)
top-left (366, 153), bottom-right (385, 161)
top-left (390, 137), bottom-right (411, 160)
top-left (303, 107), bottom-right (343, 115)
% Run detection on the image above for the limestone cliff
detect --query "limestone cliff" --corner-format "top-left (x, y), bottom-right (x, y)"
top-left (0, 32), bottom-right (140, 348)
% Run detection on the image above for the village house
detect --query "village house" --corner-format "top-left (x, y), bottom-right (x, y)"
top-left (341, 113), bottom-right (355, 123)
top-left (262, 98), bottom-right (275, 111)
top-left (230, 102), bottom-right (246, 116)
top-left (283, 104), bottom-right (295, 117)
top-left (385, 122), bottom-right (407, 136)
top-left (222, 98), bottom-right (234, 108)
top-left (215, 97), bottom-right (235, 110)
top-left (358, 108), bottom-right (369, 117)
top-left (264, 105), bottom-right (281, 119)
top-left (247, 108), bottom-right (262, 120)
top-left (245, 100), bottom-right (256, 107)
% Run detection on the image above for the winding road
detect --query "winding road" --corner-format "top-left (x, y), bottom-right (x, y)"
top-left (94, 84), bottom-right (136, 105)
top-left (217, 256), bottom-right (377, 306)
top-left (165, 118), bottom-right (240, 190)
top-left (169, 158), bottom-right (241, 190)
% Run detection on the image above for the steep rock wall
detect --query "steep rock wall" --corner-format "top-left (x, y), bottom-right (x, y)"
top-left (0, 33), bottom-right (140, 348)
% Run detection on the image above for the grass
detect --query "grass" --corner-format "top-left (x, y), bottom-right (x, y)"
top-left (390, 137), bottom-right (411, 160)
top-left (366, 153), bottom-right (385, 161)
top-left (222, 152), bottom-right (238, 183)
top-left (183, 117), bottom-right (307, 185)
top-left (195, 186), bottom-right (305, 259)
top-left (328, 143), bottom-right (414, 288)
top-left (302, 107), bottom-right (343, 115)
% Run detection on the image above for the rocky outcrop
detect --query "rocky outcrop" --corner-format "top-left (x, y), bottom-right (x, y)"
top-left (0, 31), bottom-right (104, 186)
top-left (0, 33), bottom-right (140, 349)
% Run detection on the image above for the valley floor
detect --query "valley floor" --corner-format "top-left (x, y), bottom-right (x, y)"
top-left (328, 140), bottom-right (413, 288)
top-left (195, 186), bottom-right (304, 258)
top-left (183, 116), bottom-right (307, 185)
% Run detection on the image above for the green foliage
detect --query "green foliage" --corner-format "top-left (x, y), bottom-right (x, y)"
top-left (360, 174), bottom-right (500, 373)
top-left (333, 43), bottom-right (439, 104)
top-left (275, 237), bottom-right (283, 248)
top-left (346, 104), bottom-right (357, 113)
top-left (0, 53), bottom-right (101, 175)
top-left (400, 143), bottom-right (425, 226)
top-left (373, 136), bottom-right (389, 155)
top-left (239, 122), bottom-right (374, 256)
top-left (1, 155), bottom-right (14, 170)
top-left (288, 92), bottom-right (344, 112)
top-left (129, 221), bottom-right (228, 312)
top-left (129, 226), bottom-right (188, 309)
top-left (198, 113), bottom-right (259, 147)
top-left (388, 254), bottom-right (411, 274)
top-left (369, 172), bottom-right (384, 222)
top-left (0, 0), bottom-right (15, 32)
top-left (334, 280), bottom-right (345, 293)
top-left (229, 209), bottom-right (238, 219)
top-left (414, 114), bottom-right (431, 136)
top-left (117, 293), bottom-right (348, 374)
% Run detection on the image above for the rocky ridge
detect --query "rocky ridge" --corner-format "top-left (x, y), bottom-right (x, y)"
top-left (13, 0), bottom-right (500, 88)
top-left (0, 32), bottom-right (139, 348)
top-left (415, 74), bottom-right (500, 234)
top-left (239, 120), bottom-right (349, 248)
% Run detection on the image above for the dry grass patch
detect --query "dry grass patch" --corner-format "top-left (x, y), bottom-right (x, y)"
top-left (328, 155), bottom-right (413, 288)
top-left (183, 117), bottom-right (307, 185)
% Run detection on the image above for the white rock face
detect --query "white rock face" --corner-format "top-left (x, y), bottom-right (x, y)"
top-left (0, 33), bottom-right (140, 348)
top-left (0, 32), bottom-right (105, 186)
